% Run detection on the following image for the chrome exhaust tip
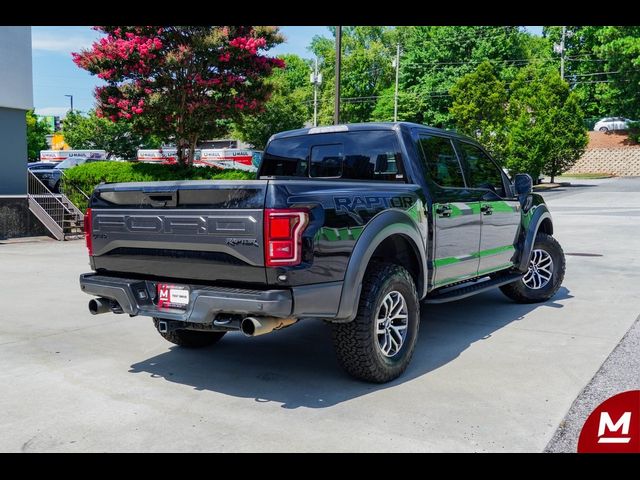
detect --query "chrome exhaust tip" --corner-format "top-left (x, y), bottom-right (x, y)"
top-left (240, 316), bottom-right (297, 337)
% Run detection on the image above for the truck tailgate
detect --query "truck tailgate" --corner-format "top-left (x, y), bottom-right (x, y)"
top-left (88, 180), bottom-right (267, 284)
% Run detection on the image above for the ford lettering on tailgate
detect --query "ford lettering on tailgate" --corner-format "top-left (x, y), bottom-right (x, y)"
top-left (94, 214), bottom-right (258, 236)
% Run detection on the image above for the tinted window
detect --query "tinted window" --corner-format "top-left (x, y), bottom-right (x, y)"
top-left (416, 135), bottom-right (465, 188)
top-left (310, 144), bottom-right (343, 177)
top-left (457, 142), bottom-right (506, 197)
top-left (260, 130), bottom-right (403, 181)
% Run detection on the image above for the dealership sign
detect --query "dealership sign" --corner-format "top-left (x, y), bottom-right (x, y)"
top-left (578, 390), bottom-right (640, 452)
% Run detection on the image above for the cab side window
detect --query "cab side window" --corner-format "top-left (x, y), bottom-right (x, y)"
top-left (457, 142), bottom-right (506, 197)
top-left (416, 135), bottom-right (465, 188)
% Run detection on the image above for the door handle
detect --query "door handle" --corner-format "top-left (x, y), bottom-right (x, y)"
top-left (481, 204), bottom-right (493, 215)
top-left (436, 204), bottom-right (452, 217)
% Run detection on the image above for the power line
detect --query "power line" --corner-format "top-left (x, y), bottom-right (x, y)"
top-left (571, 70), bottom-right (621, 77)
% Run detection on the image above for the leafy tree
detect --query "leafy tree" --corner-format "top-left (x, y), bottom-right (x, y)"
top-left (451, 61), bottom-right (587, 181)
top-left (63, 110), bottom-right (161, 159)
top-left (26, 110), bottom-right (51, 161)
top-left (506, 67), bottom-right (588, 182)
top-left (310, 26), bottom-right (396, 124)
top-left (73, 26), bottom-right (284, 166)
top-left (544, 26), bottom-right (640, 119)
top-left (384, 26), bottom-right (531, 127)
top-left (449, 61), bottom-right (508, 162)
top-left (233, 54), bottom-right (311, 149)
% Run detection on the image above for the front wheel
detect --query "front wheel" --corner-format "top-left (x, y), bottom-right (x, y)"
top-left (599, 126), bottom-right (609, 132)
top-left (153, 318), bottom-right (226, 348)
top-left (500, 233), bottom-right (566, 303)
top-left (331, 262), bottom-right (420, 383)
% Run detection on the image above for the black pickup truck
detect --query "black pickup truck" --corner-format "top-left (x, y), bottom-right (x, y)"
top-left (80, 122), bottom-right (565, 383)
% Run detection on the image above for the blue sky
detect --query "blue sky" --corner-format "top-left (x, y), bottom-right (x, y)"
top-left (32, 26), bottom-right (543, 117)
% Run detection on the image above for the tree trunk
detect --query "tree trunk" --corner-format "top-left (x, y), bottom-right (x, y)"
top-left (176, 138), bottom-right (190, 167)
top-left (187, 135), bottom-right (198, 168)
top-left (176, 142), bottom-right (185, 167)
top-left (550, 174), bottom-right (555, 184)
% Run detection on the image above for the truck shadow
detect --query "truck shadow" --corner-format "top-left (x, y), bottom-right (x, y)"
top-left (129, 287), bottom-right (572, 409)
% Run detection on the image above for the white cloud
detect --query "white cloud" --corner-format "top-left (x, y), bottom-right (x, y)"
top-left (32, 28), bottom-right (97, 55)
top-left (35, 106), bottom-right (69, 117)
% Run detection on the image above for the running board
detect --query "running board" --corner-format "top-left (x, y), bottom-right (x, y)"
top-left (424, 273), bottom-right (523, 304)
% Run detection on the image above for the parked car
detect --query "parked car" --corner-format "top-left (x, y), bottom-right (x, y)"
top-left (80, 122), bottom-right (565, 383)
top-left (27, 161), bottom-right (56, 171)
top-left (30, 157), bottom-right (104, 192)
top-left (594, 117), bottom-right (635, 132)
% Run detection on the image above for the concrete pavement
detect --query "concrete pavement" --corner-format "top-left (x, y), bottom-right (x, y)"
top-left (0, 177), bottom-right (638, 452)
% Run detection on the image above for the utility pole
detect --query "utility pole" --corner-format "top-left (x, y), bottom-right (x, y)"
top-left (334, 26), bottom-right (342, 125)
top-left (393, 43), bottom-right (400, 122)
top-left (310, 58), bottom-right (322, 127)
top-left (560, 25), bottom-right (566, 80)
top-left (65, 94), bottom-right (74, 112)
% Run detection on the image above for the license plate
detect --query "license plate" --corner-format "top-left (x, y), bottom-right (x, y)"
top-left (157, 284), bottom-right (189, 309)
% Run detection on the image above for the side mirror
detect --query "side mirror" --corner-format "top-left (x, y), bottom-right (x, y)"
top-left (514, 173), bottom-right (533, 195)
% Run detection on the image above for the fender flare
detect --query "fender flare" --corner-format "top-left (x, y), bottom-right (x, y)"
top-left (333, 209), bottom-right (427, 322)
top-left (517, 204), bottom-right (553, 272)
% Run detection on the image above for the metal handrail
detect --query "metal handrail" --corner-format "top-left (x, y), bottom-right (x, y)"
top-left (27, 171), bottom-right (76, 230)
top-left (60, 170), bottom-right (90, 202)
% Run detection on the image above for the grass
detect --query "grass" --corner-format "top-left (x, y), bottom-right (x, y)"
top-left (556, 173), bottom-right (616, 180)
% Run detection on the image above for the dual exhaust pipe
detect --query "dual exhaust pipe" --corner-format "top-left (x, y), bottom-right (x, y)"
top-left (88, 297), bottom-right (296, 337)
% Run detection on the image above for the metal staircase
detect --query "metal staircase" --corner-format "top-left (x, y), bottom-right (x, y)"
top-left (27, 171), bottom-right (85, 241)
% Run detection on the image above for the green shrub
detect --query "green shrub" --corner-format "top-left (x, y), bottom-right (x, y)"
top-left (61, 162), bottom-right (255, 211)
top-left (628, 121), bottom-right (640, 144)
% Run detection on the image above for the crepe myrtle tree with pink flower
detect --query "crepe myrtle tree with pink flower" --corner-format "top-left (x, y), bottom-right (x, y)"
top-left (73, 26), bottom-right (285, 166)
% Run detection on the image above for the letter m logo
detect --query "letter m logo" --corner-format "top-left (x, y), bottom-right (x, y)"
top-left (598, 411), bottom-right (632, 444)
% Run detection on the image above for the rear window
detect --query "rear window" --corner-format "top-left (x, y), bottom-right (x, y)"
top-left (259, 130), bottom-right (404, 182)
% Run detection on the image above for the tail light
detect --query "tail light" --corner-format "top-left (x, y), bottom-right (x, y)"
top-left (84, 208), bottom-right (93, 256)
top-left (264, 209), bottom-right (309, 267)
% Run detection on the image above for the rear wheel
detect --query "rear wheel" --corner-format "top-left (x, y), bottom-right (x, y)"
top-left (500, 233), bottom-right (565, 303)
top-left (599, 126), bottom-right (609, 132)
top-left (331, 262), bottom-right (420, 383)
top-left (153, 318), bottom-right (225, 348)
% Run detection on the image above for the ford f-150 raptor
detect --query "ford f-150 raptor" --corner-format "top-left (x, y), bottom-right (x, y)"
top-left (80, 122), bottom-right (565, 383)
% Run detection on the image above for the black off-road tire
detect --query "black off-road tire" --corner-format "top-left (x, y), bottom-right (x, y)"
top-left (331, 262), bottom-right (420, 383)
top-left (153, 318), bottom-right (225, 348)
top-left (500, 233), bottom-right (566, 303)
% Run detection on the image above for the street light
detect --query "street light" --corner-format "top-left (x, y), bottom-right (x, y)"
top-left (392, 43), bottom-right (401, 122)
top-left (334, 26), bottom-right (342, 125)
top-left (310, 58), bottom-right (323, 127)
top-left (65, 94), bottom-right (74, 112)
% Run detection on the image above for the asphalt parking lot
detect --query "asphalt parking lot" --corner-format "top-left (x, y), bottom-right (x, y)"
top-left (1, 177), bottom-right (639, 452)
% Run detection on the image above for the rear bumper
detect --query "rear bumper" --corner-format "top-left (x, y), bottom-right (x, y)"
top-left (79, 273), bottom-right (343, 323)
top-left (79, 273), bottom-right (293, 323)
